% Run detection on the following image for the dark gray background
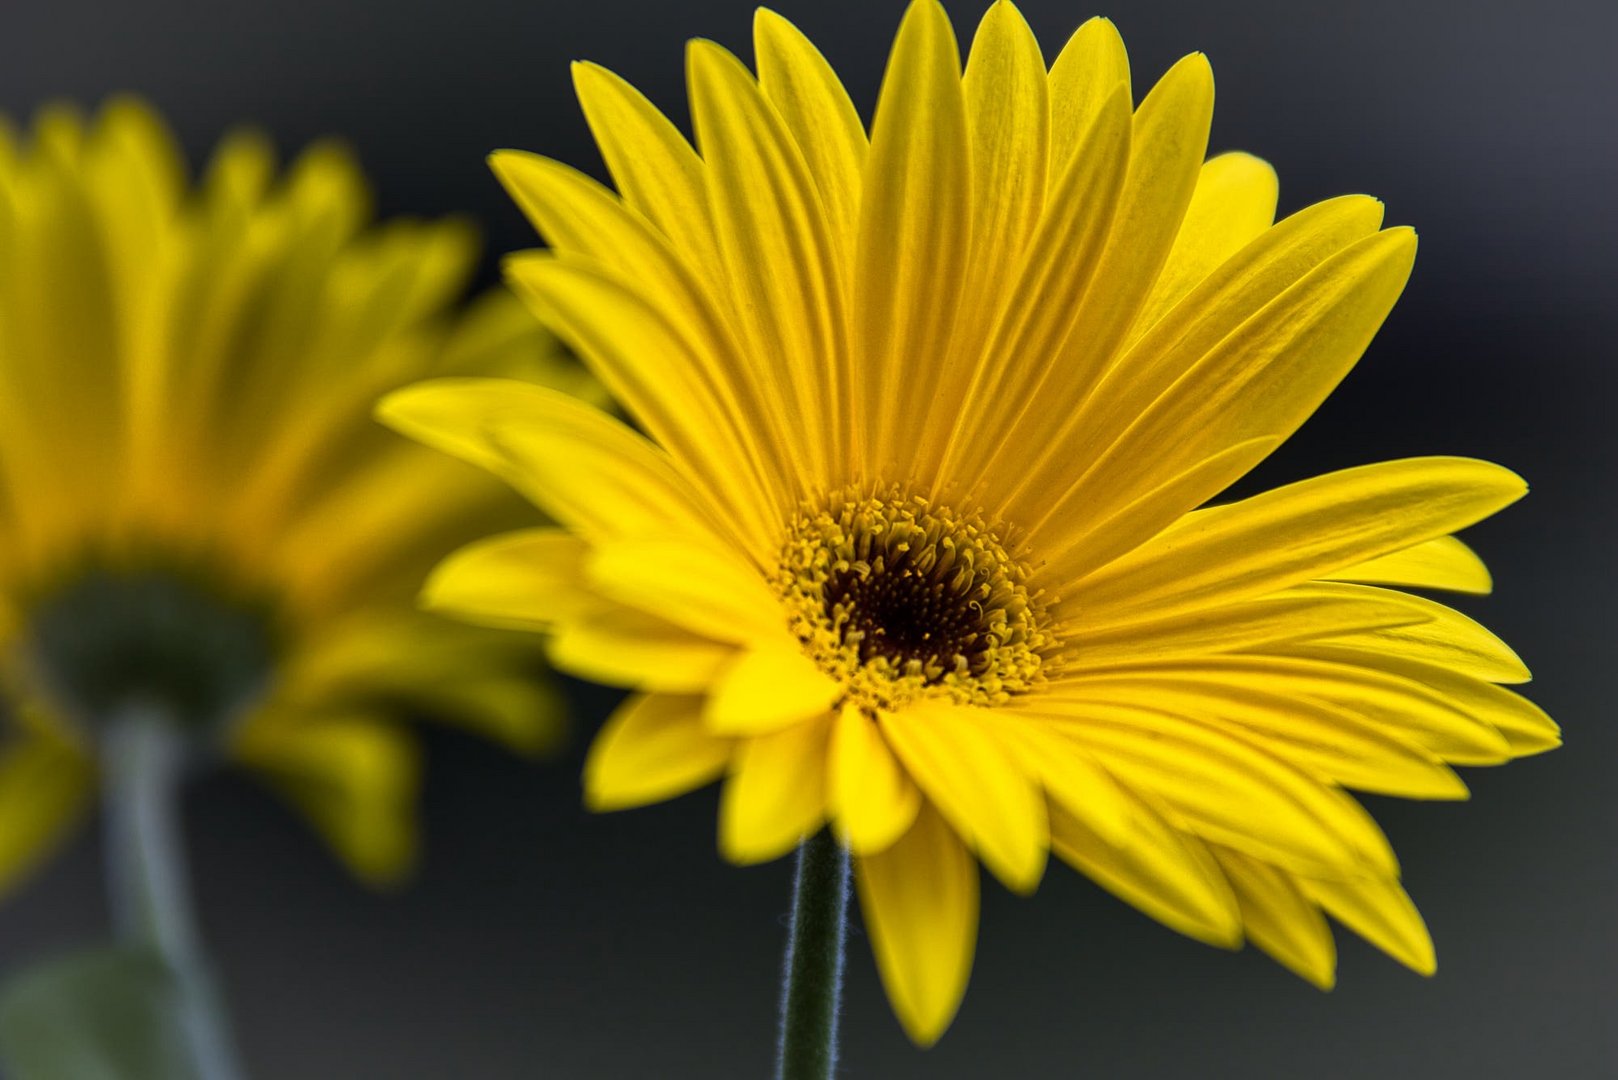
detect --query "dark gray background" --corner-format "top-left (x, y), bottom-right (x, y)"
top-left (2, 0), bottom-right (1614, 1076)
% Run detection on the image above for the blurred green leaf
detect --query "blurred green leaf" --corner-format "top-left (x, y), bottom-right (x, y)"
top-left (0, 945), bottom-right (189, 1080)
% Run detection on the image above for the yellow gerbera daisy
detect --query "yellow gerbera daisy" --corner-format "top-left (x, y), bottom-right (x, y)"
top-left (383, 0), bottom-right (1558, 1048)
top-left (0, 98), bottom-right (596, 894)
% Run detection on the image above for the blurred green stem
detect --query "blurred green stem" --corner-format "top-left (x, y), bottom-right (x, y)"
top-left (775, 830), bottom-right (850, 1080)
top-left (102, 708), bottom-right (246, 1080)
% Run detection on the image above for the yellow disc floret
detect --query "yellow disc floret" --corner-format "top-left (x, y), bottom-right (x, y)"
top-left (777, 484), bottom-right (1055, 711)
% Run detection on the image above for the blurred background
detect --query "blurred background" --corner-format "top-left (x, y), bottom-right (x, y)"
top-left (2, 0), bottom-right (1614, 1075)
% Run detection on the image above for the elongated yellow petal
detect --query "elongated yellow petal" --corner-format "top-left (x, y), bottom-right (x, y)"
top-left (1050, 673), bottom-right (1469, 800)
top-left (881, 699), bottom-right (1047, 894)
top-left (753, 9), bottom-right (866, 264)
top-left (928, 80), bottom-right (1131, 479)
top-left (378, 378), bottom-right (715, 544)
top-left (1036, 703), bottom-right (1395, 876)
top-left (236, 715), bottom-right (420, 886)
top-left (585, 694), bottom-right (733, 811)
top-left (422, 528), bottom-right (605, 630)
top-left (1046, 16), bottom-right (1130, 179)
top-left (993, 713), bottom-right (1137, 848)
top-left (0, 735), bottom-right (92, 899)
top-left (1301, 873), bottom-right (1435, 976)
top-left (854, 0), bottom-right (969, 472)
top-left (588, 539), bottom-right (786, 646)
top-left (493, 161), bottom-right (787, 549)
top-left (570, 61), bottom-right (721, 275)
top-left (548, 608), bottom-right (736, 694)
top-left (1035, 438), bottom-right (1277, 587)
top-left (1076, 457), bottom-right (1527, 623)
top-left (1212, 846), bottom-right (1336, 989)
top-left (719, 715), bottom-right (831, 864)
top-left (984, 51), bottom-right (1214, 503)
top-left (1302, 585), bottom-right (1529, 684)
top-left (829, 703), bottom-right (920, 856)
top-left (949, 0), bottom-right (1049, 383)
top-left (1325, 535), bottom-right (1493, 595)
top-left (1267, 646), bottom-right (1560, 757)
top-left (1049, 797), bottom-right (1241, 949)
top-left (1078, 654), bottom-right (1512, 764)
top-left (488, 398), bottom-right (730, 546)
top-left (688, 38), bottom-right (847, 485)
top-left (1129, 151), bottom-right (1279, 341)
top-left (856, 804), bottom-right (978, 1047)
top-left (1061, 583), bottom-right (1429, 669)
top-left (704, 647), bottom-right (843, 736)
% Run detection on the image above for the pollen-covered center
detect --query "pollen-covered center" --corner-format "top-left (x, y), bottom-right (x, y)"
top-left (777, 485), bottom-right (1055, 710)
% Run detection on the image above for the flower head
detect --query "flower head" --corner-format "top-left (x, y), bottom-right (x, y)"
top-left (0, 100), bottom-right (598, 890)
top-left (384, 0), bottom-right (1558, 1044)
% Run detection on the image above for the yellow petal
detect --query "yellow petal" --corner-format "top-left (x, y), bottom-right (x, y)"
top-left (1325, 535), bottom-right (1493, 595)
top-left (1046, 16), bottom-right (1130, 179)
top-left (486, 396), bottom-right (726, 545)
top-left (704, 646), bottom-right (844, 735)
top-left (1062, 583), bottom-right (1430, 669)
top-left (570, 61), bottom-right (721, 275)
top-left (423, 528), bottom-right (606, 631)
top-left (753, 8), bottom-right (867, 263)
top-left (881, 700), bottom-right (1047, 894)
top-left (1212, 846), bottom-right (1336, 989)
top-left (688, 38), bottom-right (848, 484)
top-left (1269, 647), bottom-right (1559, 757)
top-left (855, 804), bottom-right (978, 1047)
top-left (236, 714), bottom-right (420, 886)
top-left (956, 0), bottom-right (1049, 358)
top-left (829, 703), bottom-right (919, 855)
top-left (494, 167), bottom-right (786, 551)
top-left (1035, 702), bottom-right (1395, 877)
top-left (587, 538), bottom-right (785, 646)
top-left (548, 607), bottom-right (736, 693)
top-left (1301, 585), bottom-right (1529, 684)
top-left (1048, 796), bottom-right (1241, 949)
top-left (378, 378), bottom-right (720, 546)
top-left (1010, 197), bottom-right (1394, 529)
top-left (1301, 873), bottom-right (1435, 976)
top-left (1078, 654), bottom-right (1512, 765)
top-left (1053, 673), bottom-right (1469, 800)
top-left (1076, 457), bottom-right (1527, 623)
top-left (584, 694), bottom-right (733, 811)
top-left (928, 81), bottom-right (1131, 480)
top-left (984, 53), bottom-right (1216, 512)
top-left (1129, 151), bottom-right (1279, 341)
top-left (719, 715), bottom-right (831, 864)
top-left (993, 712), bottom-right (1137, 848)
top-left (853, 0), bottom-right (969, 472)
top-left (0, 735), bottom-right (92, 899)
top-left (1034, 437), bottom-right (1278, 587)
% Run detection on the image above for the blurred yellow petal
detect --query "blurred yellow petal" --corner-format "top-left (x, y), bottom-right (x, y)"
top-left (882, 700), bottom-right (1047, 894)
top-left (719, 715), bottom-right (831, 864)
top-left (828, 703), bottom-right (918, 855)
top-left (855, 804), bottom-right (977, 1047)
top-left (236, 715), bottom-right (420, 886)
top-left (585, 694), bottom-right (733, 811)
top-left (705, 647), bottom-right (843, 736)
top-left (0, 735), bottom-right (93, 899)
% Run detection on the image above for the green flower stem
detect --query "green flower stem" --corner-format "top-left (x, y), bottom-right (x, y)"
top-left (102, 708), bottom-right (246, 1080)
top-left (776, 829), bottom-right (851, 1080)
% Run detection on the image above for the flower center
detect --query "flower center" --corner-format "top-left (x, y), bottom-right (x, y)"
top-left (18, 564), bottom-right (282, 738)
top-left (777, 485), bottom-right (1054, 710)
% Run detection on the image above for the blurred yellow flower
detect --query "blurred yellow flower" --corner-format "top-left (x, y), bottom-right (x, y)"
top-left (0, 99), bottom-right (598, 891)
top-left (384, 0), bottom-right (1558, 1046)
